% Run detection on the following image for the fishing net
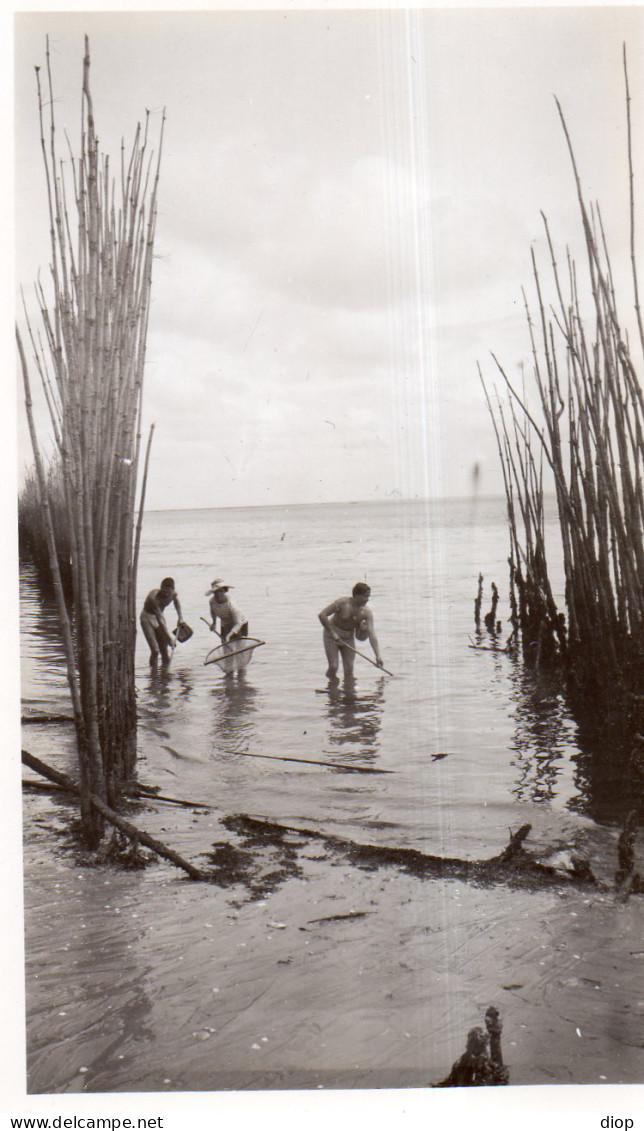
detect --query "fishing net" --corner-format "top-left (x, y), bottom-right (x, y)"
top-left (204, 637), bottom-right (265, 673)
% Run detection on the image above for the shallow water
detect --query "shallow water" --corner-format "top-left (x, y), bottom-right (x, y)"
top-left (21, 496), bottom-right (627, 842)
top-left (20, 496), bottom-right (643, 1093)
top-left (20, 495), bottom-right (624, 832)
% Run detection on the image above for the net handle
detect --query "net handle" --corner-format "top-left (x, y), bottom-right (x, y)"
top-left (200, 615), bottom-right (222, 639)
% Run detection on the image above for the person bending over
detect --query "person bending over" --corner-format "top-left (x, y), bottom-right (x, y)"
top-left (206, 579), bottom-right (249, 643)
top-left (140, 577), bottom-right (185, 664)
top-left (318, 581), bottom-right (383, 681)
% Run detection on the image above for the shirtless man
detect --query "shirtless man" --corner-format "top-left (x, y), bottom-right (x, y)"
top-left (318, 582), bottom-right (383, 680)
top-left (140, 577), bottom-right (185, 664)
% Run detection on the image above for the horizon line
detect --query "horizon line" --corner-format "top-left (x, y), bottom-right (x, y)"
top-left (145, 492), bottom-right (514, 514)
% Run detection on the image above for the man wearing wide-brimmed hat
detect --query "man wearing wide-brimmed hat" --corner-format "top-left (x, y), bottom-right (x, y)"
top-left (206, 579), bottom-right (249, 643)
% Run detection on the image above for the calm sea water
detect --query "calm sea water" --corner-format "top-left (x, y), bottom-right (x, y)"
top-left (21, 495), bottom-right (616, 854)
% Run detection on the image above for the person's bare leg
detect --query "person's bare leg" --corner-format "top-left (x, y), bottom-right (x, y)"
top-left (140, 615), bottom-right (160, 663)
top-left (323, 633), bottom-right (340, 681)
top-left (340, 645), bottom-right (355, 681)
top-left (156, 626), bottom-right (170, 664)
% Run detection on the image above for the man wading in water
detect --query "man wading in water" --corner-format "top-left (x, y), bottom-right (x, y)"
top-left (140, 577), bottom-right (186, 664)
top-left (318, 582), bottom-right (384, 681)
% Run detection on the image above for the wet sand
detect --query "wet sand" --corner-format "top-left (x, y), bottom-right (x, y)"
top-left (22, 721), bottom-right (644, 1095)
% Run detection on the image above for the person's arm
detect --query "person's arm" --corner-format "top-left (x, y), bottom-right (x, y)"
top-left (208, 598), bottom-right (220, 633)
top-left (362, 608), bottom-right (383, 667)
top-left (318, 601), bottom-right (341, 641)
top-left (173, 594), bottom-right (184, 623)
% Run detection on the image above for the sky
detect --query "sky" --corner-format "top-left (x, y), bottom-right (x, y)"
top-left (13, 6), bottom-right (644, 511)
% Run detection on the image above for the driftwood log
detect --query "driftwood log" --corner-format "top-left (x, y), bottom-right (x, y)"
top-left (22, 750), bottom-right (207, 880)
top-left (26, 753), bottom-right (637, 896)
top-left (223, 815), bottom-right (599, 891)
top-left (22, 713), bottom-right (75, 725)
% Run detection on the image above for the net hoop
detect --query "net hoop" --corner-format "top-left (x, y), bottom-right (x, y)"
top-left (204, 637), bottom-right (265, 673)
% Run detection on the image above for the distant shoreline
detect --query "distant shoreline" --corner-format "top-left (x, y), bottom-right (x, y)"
top-left (145, 492), bottom-right (517, 516)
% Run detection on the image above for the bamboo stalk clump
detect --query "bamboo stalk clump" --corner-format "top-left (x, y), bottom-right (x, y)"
top-left (481, 47), bottom-right (644, 708)
top-left (17, 37), bottom-right (163, 845)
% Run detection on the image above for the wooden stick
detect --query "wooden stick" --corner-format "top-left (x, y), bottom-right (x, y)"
top-left (334, 639), bottom-right (395, 677)
top-left (132, 421), bottom-right (155, 620)
top-left (23, 776), bottom-right (213, 810)
top-left (200, 617), bottom-right (260, 649)
top-left (127, 785), bottom-right (213, 809)
top-left (225, 749), bottom-right (393, 774)
top-left (22, 779), bottom-right (69, 794)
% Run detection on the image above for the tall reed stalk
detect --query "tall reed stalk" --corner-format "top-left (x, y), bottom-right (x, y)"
top-left (18, 38), bottom-right (163, 845)
top-left (482, 48), bottom-right (644, 708)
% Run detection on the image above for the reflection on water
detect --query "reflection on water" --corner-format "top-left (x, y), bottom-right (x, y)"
top-left (512, 745), bottom-right (563, 806)
top-left (569, 713), bottom-right (637, 826)
top-left (20, 565), bottom-right (68, 706)
top-left (143, 665), bottom-right (195, 707)
top-left (322, 676), bottom-right (386, 762)
top-left (136, 667), bottom-right (196, 753)
top-left (503, 648), bottom-right (639, 825)
top-left (20, 568), bottom-right (64, 646)
top-left (209, 674), bottom-right (262, 748)
top-left (508, 662), bottom-right (572, 808)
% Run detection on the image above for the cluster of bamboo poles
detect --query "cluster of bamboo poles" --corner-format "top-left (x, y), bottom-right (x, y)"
top-left (481, 48), bottom-right (644, 705)
top-left (17, 37), bottom-right (162, 845)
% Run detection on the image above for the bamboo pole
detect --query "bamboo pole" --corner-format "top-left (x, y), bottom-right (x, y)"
top-left (623, 44), bottom-right (644, 363)
top-left (19, 39), bottom-right (165, 843)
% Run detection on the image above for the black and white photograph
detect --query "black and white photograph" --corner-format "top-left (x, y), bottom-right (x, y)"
top-left (5, 1), bottom-right (644, 1125)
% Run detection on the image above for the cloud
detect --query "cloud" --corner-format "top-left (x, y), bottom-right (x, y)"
top-left (15, 8), bottom-right (644, 511)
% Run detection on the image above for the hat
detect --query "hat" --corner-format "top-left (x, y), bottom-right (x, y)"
top-left (205, 578), bottom-right (234, 596)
